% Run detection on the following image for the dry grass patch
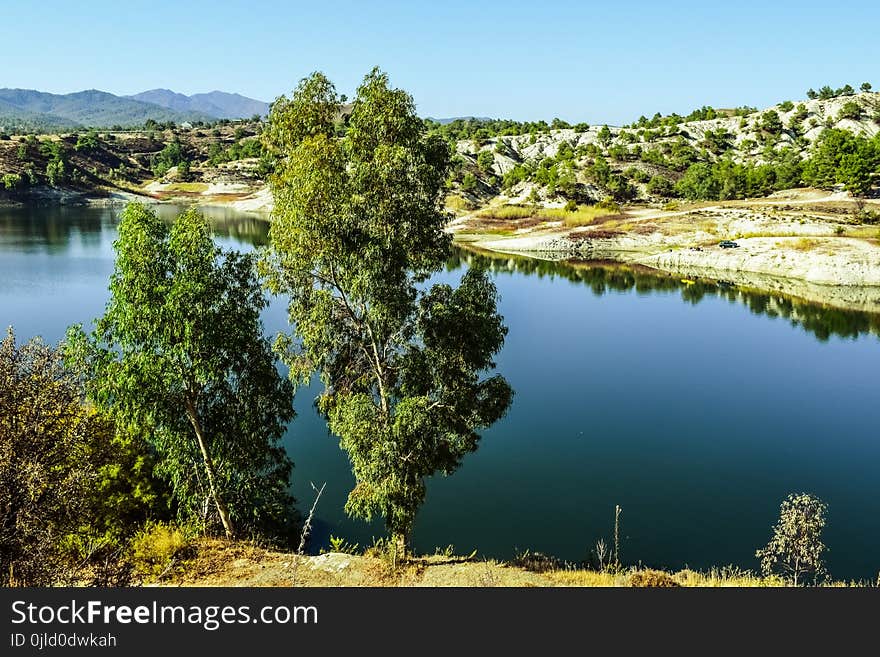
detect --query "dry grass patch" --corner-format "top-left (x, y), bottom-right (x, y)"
top-left (673, 567), bottom-right (785, 587)
top-left (476, 204), bottom-right (537, 220)
top-left (162, 182), bottom-right (209, 193)
top-left (792, 237), bottom-right (821, 251)
top-left (445, 194), bottom-right (472, 213)
top-left (475, 203), bottom-right (628, 228)
top-left (553, 206), bottom-right (628, 228)
top-left (170, 540), bottom-right (868, 587)
top-left (546, 570), bottom-right (624, 586)
top-left (698, 220), bottom-right (719, 235)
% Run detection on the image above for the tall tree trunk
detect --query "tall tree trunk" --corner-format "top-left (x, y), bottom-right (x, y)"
top-left (391, 531), bottom-right (409, 568)
top-left (185, 399), bottom-right (235, 539)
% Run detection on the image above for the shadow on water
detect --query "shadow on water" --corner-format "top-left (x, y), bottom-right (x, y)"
top-left (450, 246), bottom-right (880, 342)
top-left (0, 203), bottom-right (271, 250)
top-left (0, 205), bottom-right (107, 252)
top-left (153, 204), bottom-right (271, 247)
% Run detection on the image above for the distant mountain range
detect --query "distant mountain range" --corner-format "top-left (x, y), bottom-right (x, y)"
top-left (425, 116), bottom-right (493, 124)
top-left (127, 89), bottom-right (269, 120)
top-left (0, 88), bottom-right (270, 132)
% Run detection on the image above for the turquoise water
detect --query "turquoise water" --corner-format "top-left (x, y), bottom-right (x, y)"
top-left (3, 204), bottom-right (879, 580)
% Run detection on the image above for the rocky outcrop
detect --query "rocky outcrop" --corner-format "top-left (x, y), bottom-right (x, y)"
top-left (452, 92), bottom-right (880, 204)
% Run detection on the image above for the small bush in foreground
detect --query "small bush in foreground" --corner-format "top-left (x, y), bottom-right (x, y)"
top-left (628, 569), bottom-right (680, 587)
top-left (510, 549), bottom-right (564, 573)
top-left (130, 522), bottom-right (193, 580)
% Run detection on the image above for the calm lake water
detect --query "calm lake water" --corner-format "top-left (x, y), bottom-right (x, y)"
top-left (3, 204), bottom-right (880, 580)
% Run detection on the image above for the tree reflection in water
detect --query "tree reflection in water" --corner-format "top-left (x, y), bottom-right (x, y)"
top-left (449, 246), bottom-right (880, 342)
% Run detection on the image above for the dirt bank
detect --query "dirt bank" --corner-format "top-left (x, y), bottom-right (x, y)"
top-left (163, 539), bottom-right (795, 587)
top-left (455, 191), bottom-right (880, 312)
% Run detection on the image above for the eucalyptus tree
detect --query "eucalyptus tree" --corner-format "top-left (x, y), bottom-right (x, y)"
top-left (66, 204), bottom-right (295, 541)
top-left (263, 68), bottom-right (513, 554)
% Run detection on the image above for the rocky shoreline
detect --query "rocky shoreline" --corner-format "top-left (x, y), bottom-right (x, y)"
top-left (476, 242), bottom-right (880, 313)
top-left (455, 195), bottom-right (880, 313)
top-left (0, 183), bottom-right (273, 213)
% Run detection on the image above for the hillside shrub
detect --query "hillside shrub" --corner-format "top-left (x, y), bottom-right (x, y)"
top-left (2, 173), bottom-right (23, 190)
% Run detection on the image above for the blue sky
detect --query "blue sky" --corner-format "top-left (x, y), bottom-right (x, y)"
top-left (3, 0), bottom-right (878, 124)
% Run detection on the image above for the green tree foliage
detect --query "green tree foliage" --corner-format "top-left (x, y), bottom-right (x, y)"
top-left (860, 82), bottom-right (872, 92)
top-left (804, 129), bottom-right (880, 196)
top-left (769, 148), bottom-right (807, 190)
top-left (207, 138), bottom-right (264, 167)
top-left (255, 152), bottom-right (276, 178)
top-left (425, 117), bottom-right (552, 143)
top-left (151, 139), bottom-right (186, 177)
top-left (502, 164), bottom-right (530, 189)
top-left (837, 101), bottom-right (863, 121)
top-left (675, 149), bottom-right (805, 201)
top-left (646, 175), bottom-right (675, 197)
top-left (597, 125), bottom-right (613, 146)
top-left (675, 162), bottom-right (720, 200)
top-left (625, 167), bottom-right (650, 183)
top-left (177, 158), bottom-right (192, 181)
top-left (639, 147), bottom-right (666, 167)
top-left (46, 158), bottom-right (67, 186)
top-left (556, 141), bottom-right (575, 161)
top-left (39, 139), bottom-right (70, 186)
top-left (813, 83), bottom-right (858, 100)
top-left (756, 493), bottom-right (828, 586)
top-left (263, 69), bottom-right (513, 553)
top-left (1, 329), bottom-right (164, 585)
top-left (758, 110), bottom-right (783, 135)
top-left (700, 128), bottom-right (733, 154)
top-left (606, 174), bottom-right (636, 202)
top-left (476, 149), bottom-right (495, 172)
top-left (2, 173), bottom-right (23, 190)
top-left (65, 204), bottom-right (296, 541)
top-left (75, 130), bottom-right (101, 152)
top-left (668, 138), bottom-right (700, 171)
top-left (628, 105), bottom-right (747, 130)
top-left (789, 103), bottom-right (809, 129)
top-left (38, 140), bottom-right (61, 159)
top-left (608, 143), bottom-right (629, 160)
top-left (589, 155), bottom-right (612, 185)
top-left (687, 105), bottom-right (717, 121)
